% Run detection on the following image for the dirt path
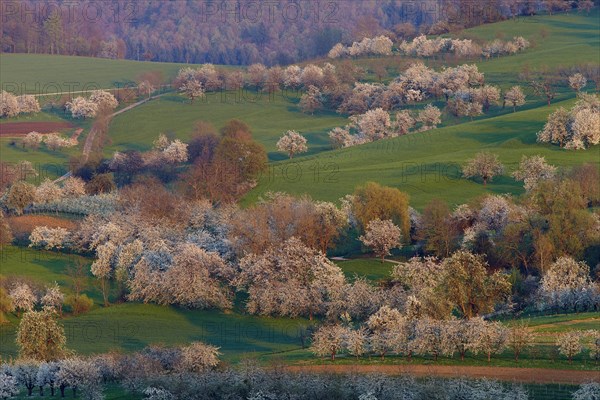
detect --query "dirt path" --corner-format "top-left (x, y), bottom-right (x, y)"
top-left (286, 364), bottom-right (599, 384)
top-left (80, 92), bottom-right (168, 163)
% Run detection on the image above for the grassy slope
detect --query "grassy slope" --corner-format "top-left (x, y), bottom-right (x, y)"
top-left (245, 98), bottom-right (599, 209)
top-left (106, 93), bottom-right (348, 159)
top-left (0, 54), bottom-right (190, 92)
top-left (244, 10), bottom-right (600, 208)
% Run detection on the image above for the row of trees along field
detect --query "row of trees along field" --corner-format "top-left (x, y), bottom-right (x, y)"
top-left (4, 342), bottom-right (599, 400)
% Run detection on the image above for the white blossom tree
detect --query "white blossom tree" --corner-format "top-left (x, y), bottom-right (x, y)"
top-left (394, 110), bottom-right (416, 135)
top-left (29, 226), bottom-right (69, 250)
top-left (366, 306), bottom-right (408, 359)
top-left (65, 97), bottom-right (98, 119)
top-left (44, 132), bottom-right (75, 151)
top-left (301, 64), bottom-right (324, 88)
top-left (14, 361), bottom-right (39, 397)
top-left (144, 387), bottom-right (175, 400)
top-left (0, 90), bottom-right (19, 118)
top-left (537, 107), bottom-right (571, 147)
top-left (557, 331), bottom-right (583, 363)
top-left (0, 371), bottom-right (19, 399)
top-left (512, 155), bottom-right (557, 191)
top-left (471, 320), bottom-right (508, 362)
top-left (22, 131), bottom-right (44, 150)
top-left (507, 322), bottom-right (535, 362)
top-left (328, 126), bottom-right (353, 149)
top-left (179, 79), bottom-right (205, 104)
top-left (299, 85), bottom-right (323, 114)
top-left (283, 65), bottom-right (303, 89)
top-left (569, 73), bottom-right (587, 93)
top-left (570, 108), bottom-right (600, 149)
top-left (311, 324), bottom-right (349, 361)
top-left (462, 152), bottom-right (504, 186)
top-left (16, 95), bottom-right (41, 114)
top-left (35, 178), bottom-right (63, 204)
top-left (538, 94), bottom-right (600, 149)
top-left (444, 318), bottom-right (481, 361)
top-left (360, 219), bottom-right (402, 262)
top-left (89, 90), bottom-right (118, 111)
top-left (41, 282), bottom-right (64, 315)
top-left (538, 257), bottom-right (597, 312)
top-left (91, 242), bottom-right (117, 306)
top-left (572, 382), bottom-right (600, 400)
top-left (414, 318), bottom-right (447, 361)
top-left (36, 362), bottom-right (60, 397)
top-left (56, 358), bottom-right (102, 399)
top-left (9, 283), bottom-right (37, 316)
top-left (162, 139), bottom-right (189, 163)
top-left (328, 43), bottom-right (346, 59)
top-left (235, 237), bottom-right (346, 319)
top-left (416, 105), bottom-right (442, 130)
top-left (504, 86), bottom-right (526, 112)
top-left (276, 130), bottom-right (308, 159)
top-left (178, 341), bottom-right (220, 372)
top-left (352, 108), bottom-right (392, 141)
top-left (247, 63), bottom-right (267, 88)
top-left (138, 81), bottom-right (155, 98)
top-left (62, 177), bottom-right (87, 198)
top-left (345, 327), bottom-right (368, 359)
top-left (164, 244), bottom-right (233, 309)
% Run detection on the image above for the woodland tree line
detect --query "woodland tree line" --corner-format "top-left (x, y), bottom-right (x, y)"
top-left (1, 0), bottom-right (596, 65)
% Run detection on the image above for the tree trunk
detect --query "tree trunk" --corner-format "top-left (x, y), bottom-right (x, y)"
top-left (487, 352), bottom-right (491, 362)
top-left (60, 385), bottom-right (65, 398)
top-left (102, 279), bottom-right (109, 307)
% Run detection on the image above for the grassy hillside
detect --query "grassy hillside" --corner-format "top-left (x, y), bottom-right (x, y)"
top-left (0, 54), bottom-right (191, 92)
top-left (245, 97), bottom-right (599, 210)
top-left (107, 93), bottom-right (348, 159)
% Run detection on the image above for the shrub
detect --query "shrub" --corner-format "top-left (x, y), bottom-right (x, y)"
top-left (65, 294), bottom-right (94, 316)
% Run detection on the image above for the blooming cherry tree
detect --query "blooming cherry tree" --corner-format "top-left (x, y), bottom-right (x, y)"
top-left (512, 155), bottom-right (557, 191)
top-left (359, 219), bottom-right (402, 262)
top-left (311, 324), bottom-right (349, 361)
top-left (462, 152), bottom-right (504, 185)
top-left (89, 90), bottom-right (118, 110)
top-left (557, 331), bottom-right (583, 363)
top-left (504, 86), bottom-right (526, 112)
top-left (276, 130), bottom-right (308, 159)
top-left (66, 97), bottom-right (98, 119)
top-left (569, 73), bottom-right (587, 92)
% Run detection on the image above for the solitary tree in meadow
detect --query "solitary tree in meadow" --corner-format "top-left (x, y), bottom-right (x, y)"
top-left (462, 152), bottom-right (505, 185)
top-left (276, 130), bottom-right (308, 159)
